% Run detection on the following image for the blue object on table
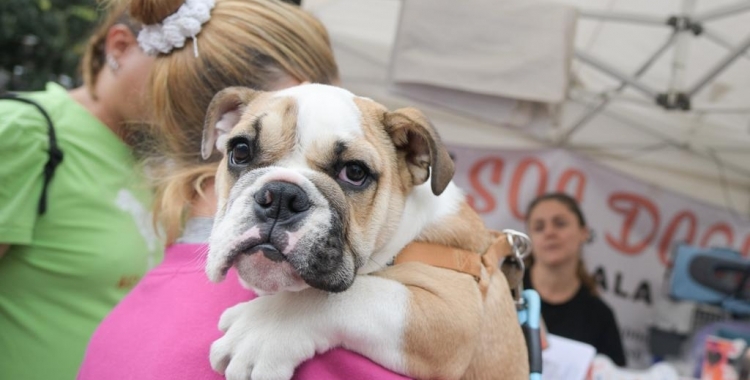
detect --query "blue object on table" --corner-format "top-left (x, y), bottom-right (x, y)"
top-left (670, 243), bottom-right (750, 314)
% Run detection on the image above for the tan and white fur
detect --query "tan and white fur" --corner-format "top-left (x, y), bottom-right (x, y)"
top-left (202, 84), bottom-right (529, 380)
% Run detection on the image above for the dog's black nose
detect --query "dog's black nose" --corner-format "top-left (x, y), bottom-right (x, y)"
top-left (253, 181), bottom-right (310, 223)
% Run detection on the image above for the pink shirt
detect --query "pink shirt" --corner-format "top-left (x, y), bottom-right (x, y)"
top-left (78, 243), bottom-right (411, 380)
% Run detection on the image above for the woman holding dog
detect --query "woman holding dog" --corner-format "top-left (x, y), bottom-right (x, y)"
top-left (78, 0), bottom-right (409, 379)
top-left (0, 3), bottom-right (164, 379)
top-left (523, 192), bottom-right (627, 366)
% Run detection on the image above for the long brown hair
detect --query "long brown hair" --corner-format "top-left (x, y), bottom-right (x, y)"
top-left (525, 192), bottom-right (599, 296)
top-left (124, 0), bottom-right (339, 243)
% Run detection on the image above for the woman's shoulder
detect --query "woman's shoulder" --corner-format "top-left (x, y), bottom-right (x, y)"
top-left (576, 289), bottom-right (617, 320)
top-left (0, 83), bottom-right (68, 137)
top-left (1, 82), bottom-right (69, 109)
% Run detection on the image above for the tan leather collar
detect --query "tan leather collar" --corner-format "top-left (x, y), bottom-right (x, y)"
top-left (394, 231), bottom-right (520, 295)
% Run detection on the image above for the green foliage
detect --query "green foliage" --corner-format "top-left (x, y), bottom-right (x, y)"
top-left (0, 0), bottom-right (99, 91)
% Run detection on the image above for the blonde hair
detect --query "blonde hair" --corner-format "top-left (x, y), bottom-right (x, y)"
top-left (80, 3), bottom-right (141, 99)
top-left (126, 0), bottom-right (339, 243)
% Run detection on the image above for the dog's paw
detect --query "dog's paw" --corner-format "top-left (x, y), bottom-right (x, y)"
top-left (210, 297), bottom-right (323, 380)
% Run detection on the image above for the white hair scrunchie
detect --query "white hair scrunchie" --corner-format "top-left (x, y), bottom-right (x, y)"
top-left (137, 0), bottom-right (215, 57)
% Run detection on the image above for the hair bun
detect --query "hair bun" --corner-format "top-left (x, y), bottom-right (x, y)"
top-left (130, 0), bottom-right (186, 25)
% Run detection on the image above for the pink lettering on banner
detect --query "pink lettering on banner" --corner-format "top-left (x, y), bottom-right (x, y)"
top-left (614, 202), bottom-right (745, 265)
top-left (555, 169), bottom-right (587, 203)
top-left (605, 193), bottom-right (660, 255)
top-left (658, 211), bottom-right (697, 266)
top-left (700, 222), bottom-right (734, 248)
top-left (462, 152), bottom-right (749, 262)
top-left (467, 157), bottom-right (505, 214)
top-left (465, 155), bottom-right (589, 221)
top-left (509, 158), bottom-right (547, 221)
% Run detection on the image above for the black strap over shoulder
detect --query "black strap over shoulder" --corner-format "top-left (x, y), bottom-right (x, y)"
top-left (0, 93), bottom-right (64, 215)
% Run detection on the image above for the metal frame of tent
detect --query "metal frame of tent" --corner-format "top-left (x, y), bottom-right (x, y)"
top-left (557, 0), bottom-right (750, 182)
top-left (562, 0), bottom-right (750, 135)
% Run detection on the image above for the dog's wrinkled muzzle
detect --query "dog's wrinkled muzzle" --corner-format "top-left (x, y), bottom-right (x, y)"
top-left (208, 169), bottom-right (356, 294)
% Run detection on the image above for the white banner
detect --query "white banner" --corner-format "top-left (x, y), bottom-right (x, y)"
top-left (447, 146), bottom-right (750, 367)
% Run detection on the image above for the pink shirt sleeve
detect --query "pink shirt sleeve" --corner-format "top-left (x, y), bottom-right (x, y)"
top-left (78, 244), bottom-right (411, 380)
top-left (295, 349), bottom-right (411, 380)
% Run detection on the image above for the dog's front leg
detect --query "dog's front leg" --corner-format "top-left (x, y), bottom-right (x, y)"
top-left (209, 265), bottom-right (484, 380)
top-left (209, 288), bottom-right (343, 380)
top-left (209, 275), bottom-right (416, 380)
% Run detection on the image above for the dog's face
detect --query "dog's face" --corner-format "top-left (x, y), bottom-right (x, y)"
top-left (202, 84), bottom-right (454, 294)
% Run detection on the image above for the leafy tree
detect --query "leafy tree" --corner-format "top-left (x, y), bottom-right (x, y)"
top-left (0, 0), bottom-right (98, 91)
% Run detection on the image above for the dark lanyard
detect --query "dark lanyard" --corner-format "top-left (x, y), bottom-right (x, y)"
top-left (0, 94), bottom-right (64, 215)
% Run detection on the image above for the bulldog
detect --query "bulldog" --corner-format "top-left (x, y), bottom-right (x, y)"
top-left (202, 84), bottom-right (529, 380)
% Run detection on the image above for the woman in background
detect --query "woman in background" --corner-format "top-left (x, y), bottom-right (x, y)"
top-left (523, 192), bottom-right (627, 366)
top-left (78, 0), bottom-right (409, 379)
top-left (0, 4), bottom-right (163, 379)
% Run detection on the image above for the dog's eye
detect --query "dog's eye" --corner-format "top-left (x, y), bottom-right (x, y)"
top-left (230, 142), bottom-right (252, 165)
top-left (338, 163), bottom-right (369, 186)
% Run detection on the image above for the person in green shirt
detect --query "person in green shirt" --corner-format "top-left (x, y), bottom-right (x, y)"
top-left (0, 4), bottom-right (164, 379)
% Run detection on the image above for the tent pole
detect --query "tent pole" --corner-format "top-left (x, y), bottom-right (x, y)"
top-left (575, 51), bottom-right (659, 98)
top-left (693, 0), bottom-right (750, 23)
top-left (687, 33), bottom-right (750, 97)
top-left (691, 106), bottom-right (750, 114)
top-left (702, 27), bottom-right (750, 61)
top-left (666, 0), bottom-right (696, 106)
top-left (578, 10), bottom-right (667, 26)
top-left (559, 33), bottom-right (677, 144)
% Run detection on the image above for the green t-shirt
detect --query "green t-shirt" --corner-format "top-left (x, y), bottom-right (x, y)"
top-left (0, 83), bottom-right (164, 379)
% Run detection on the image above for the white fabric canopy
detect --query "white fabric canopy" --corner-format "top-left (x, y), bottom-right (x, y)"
top-left (391, 0), bottom-right (576, 103)
top-left (304, 0), bottom-right (750, 217)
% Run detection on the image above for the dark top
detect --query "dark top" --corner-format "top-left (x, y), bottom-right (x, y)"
top-left (523, 270), bottom-right (627, 367)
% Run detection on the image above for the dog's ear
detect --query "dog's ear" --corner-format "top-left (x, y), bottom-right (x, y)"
top-left (383, 107), bottom-right (454, 195)
top-left (202, 87), bottom-right (261, 160)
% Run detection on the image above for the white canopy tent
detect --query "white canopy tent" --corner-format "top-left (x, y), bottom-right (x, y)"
top-left (303, 0), bottom-right (750, 217)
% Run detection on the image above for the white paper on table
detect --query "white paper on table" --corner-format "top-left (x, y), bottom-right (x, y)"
top-left (542, 333), bottom-right (597, 380)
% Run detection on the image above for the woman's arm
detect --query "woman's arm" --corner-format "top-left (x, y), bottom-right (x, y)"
top-left (0, 103), bottom-right (49, 255)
